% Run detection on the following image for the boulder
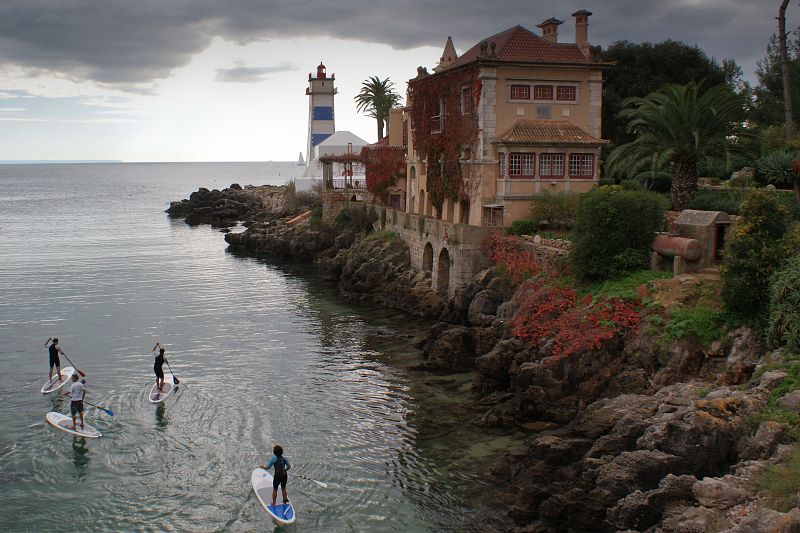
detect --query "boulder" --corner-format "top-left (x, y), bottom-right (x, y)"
top-left (760, 370), bottom-right (790, 390)
top-left (692, 477), bottom-right (748, 509)
top-left (737, 421), bottom-right (786, 461)
top-left (777, 390), bottom-right (800, 413)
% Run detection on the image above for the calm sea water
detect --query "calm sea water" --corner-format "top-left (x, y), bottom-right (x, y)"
top-left (0, 162), bottom-right (501, 532)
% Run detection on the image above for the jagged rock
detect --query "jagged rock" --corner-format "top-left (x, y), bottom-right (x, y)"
top-left (607, 474), bottom-right (697, 530)
top-left (721, 507), bottom-right (800, 532)
top-left (593, 450), bottom-right (683, 505)
top-left (420, 325), bottom-right (476, 371)
top-left (737, 421), bottom-right (786, 461)
top-left (692, 477), bottom-right (748, 509)
top-left (658, 504), bottom-right (728, 533)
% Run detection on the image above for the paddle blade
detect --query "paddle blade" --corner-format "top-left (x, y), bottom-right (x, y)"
top-left (314, 480), bottom-right (328, 488)
top-left (76, 369), bottom-right (86, 377)
top-left (103, 408), bottom-right (114, 416)
top-left (173, 376), bottom-right (180, 385)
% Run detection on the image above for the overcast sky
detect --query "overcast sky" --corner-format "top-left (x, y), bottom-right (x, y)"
top-left (0, 0), bottom-right (797, 162)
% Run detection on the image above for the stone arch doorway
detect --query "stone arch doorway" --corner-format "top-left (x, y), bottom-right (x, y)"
top-left (422, 242), bottom-right (434, 276)
top-left (436, 248), bottom-right (450, 296)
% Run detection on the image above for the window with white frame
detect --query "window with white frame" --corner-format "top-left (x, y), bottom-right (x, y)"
top-left (556, 86), bottom-right (577, 101)
top-left (509, 153), bottom-right (535, 178)
top-left (533, 85), bottom-right (553, 100)
top-left (498, 153), bottom-right (506, 178)
top-left (539, 153), bottom-right (564, 177)
top-left (510, 84), bottom-right (530, 100)
top-left (569, 154), bottom-right (594, 178)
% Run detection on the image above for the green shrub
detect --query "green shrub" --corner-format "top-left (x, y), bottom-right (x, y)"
top-left (308, 205), bottom-right (323, 229)
top-left (583, 270), bottom-right (671, 300)
top-left (530, 192), bottom-right (580, 229)
top-left (663, 306), bottom-right (727, 347)
top-left (768, 253), bottom-right (800, 354)
top-left (756, 149), bottom-right (800, 185)
top-left (634, 173), bottom-right (672, 193)
top-left (598, 178), bottom-right (616, 187)
top-left (721, 190), bottom-right (791, 323)
top-left (687, 189), bottom-right (745, 214)
top-left (698, 157), bottom-right (733, 181)
top-left (570, 188), bottom-right (667, 283)
top-left (508, 219), bottom-right (539, 236)
top-left (334, 205), bottom-right (377, 233)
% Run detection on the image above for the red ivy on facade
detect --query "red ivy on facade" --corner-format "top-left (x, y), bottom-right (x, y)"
top-left (361, 145), bottom-right (405, 200)
top-left (407, 67), bottom-right (480, 209)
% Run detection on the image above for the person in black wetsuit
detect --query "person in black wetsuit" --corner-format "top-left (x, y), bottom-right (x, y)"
top-left (43, 337), bottom-right (66, 383)
top-left (151, 341), bottom-right (166, 392)
top-left (260, 445), bottom-right (291, 506)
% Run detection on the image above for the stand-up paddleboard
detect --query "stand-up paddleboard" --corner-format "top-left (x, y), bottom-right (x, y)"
top-left (41, 367), bottom-right (75, 394)
top-left (45, 412), bottom-right (101, 438)
top-left (251, 468), bottom-right (296, 525)
top-left (148, 375), bottom-right (174, 404)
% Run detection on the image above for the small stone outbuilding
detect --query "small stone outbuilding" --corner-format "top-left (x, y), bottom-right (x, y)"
top-left (673, 210), bottom-right (731, 267)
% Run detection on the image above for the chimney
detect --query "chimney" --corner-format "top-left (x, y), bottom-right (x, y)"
top-left (536, 17), bottom-right (563, 44)
top-left (572, 10), bottom-right (593, 55)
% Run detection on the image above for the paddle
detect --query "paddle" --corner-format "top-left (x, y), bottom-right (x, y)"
top-left (61, 353), bottom-right (86, 378)
top-left (165, 359), bottom-right (180, 385)
top-left (293, 474), bottom-right (328, 488)
top-left (84, 401), bottom-right (114, 417)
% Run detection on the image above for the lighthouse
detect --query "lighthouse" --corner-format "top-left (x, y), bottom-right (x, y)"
top-left (302, 62), bottom-right (336, 177)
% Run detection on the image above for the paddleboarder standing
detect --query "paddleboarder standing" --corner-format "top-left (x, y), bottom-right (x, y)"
top-left (65, 373), bottom-right (86, 430)
top-left (151, 341), bottom-right (166, 392)
top-left (260, 445), bottom-right (291, 506)
top-left (43, 337), bottom-right (66, 383)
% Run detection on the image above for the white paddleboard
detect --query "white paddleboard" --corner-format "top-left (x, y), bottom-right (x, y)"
top-left (251, 468), bottom-right (296, 525)
top-left (45, 411), bottom-right (101, 438)
top-left (41, 367), bottom-right (75, 394)
top-left (148, 375), bottom-right (174, 403)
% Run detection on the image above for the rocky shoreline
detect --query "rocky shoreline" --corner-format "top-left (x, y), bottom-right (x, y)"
top-left (168, 184), bottom-right (800, 532)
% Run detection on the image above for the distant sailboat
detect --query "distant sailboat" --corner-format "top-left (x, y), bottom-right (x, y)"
top-left (297, 152), bottom-right (305, 166)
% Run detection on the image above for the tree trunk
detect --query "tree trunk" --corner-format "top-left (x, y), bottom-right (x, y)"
top-left (779, 0), bottom-right (794, 139)
top-left (671, 160), bottom-right (698, 211)
top-left (377, 116), bottom-right (385, 140)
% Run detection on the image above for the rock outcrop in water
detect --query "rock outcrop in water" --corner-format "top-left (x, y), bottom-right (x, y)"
top-left (166, 184), bottom-right (292, 227)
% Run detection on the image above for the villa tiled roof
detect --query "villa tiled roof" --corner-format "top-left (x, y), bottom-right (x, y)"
top-left (448, 25), bottom-right (591, 69)
top-left (495, 120), bottom-right (608, 145)
top-left (364, 137), bottom-right (405, 150)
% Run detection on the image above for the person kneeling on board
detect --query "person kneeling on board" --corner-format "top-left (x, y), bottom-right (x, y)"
top-left (151, 341), bottom-right (166, 392)
top-left (260, 445), bottom-right (291, 506)
top-left (64, 374), bottom-right (86, 430)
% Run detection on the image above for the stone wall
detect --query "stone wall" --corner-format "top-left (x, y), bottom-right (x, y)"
top-left (321, 189), bottom-right (375, 225)
top-left (329, 199), bottom-right (493, 297)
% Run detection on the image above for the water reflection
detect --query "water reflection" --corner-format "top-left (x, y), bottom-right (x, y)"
top-left (155, 402), bottom-right (167, 429)
top-left (72, 438), bottom-right (89, 479)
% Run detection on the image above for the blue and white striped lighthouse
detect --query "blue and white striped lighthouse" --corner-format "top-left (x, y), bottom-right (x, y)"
top-left (305, 62), bottom-right (336, 166)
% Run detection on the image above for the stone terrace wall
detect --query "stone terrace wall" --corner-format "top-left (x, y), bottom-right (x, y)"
top-left (333, 201), bottom-right (493, 298)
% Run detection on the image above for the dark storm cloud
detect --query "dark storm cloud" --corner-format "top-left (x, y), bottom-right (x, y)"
top-left (215, 61), bottom-right (298, 82)
top-left (0, 0), bottom-right (795, 88)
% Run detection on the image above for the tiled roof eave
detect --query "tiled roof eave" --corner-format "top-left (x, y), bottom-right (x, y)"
top-left (442, 58), bottom-right (613, 73)
top-left (493, 139), bottom-right (609, 146)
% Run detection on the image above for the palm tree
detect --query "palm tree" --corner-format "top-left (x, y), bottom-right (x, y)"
top-left (354, 76), bottom-right (402, 140)
top-left (607, 83), bottom-right (745, 211)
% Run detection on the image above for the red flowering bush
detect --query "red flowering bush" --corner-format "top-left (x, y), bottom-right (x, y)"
top-left (511, 282), bottom-right (642, 362)
top-left (488, 233), bottom-right (540, 283)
